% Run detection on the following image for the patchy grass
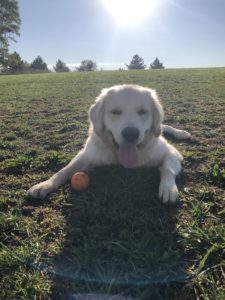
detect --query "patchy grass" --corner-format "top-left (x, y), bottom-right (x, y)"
top-left (0, 69), bottom-right (225, 299)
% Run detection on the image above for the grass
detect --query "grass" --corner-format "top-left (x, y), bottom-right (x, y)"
top-left (0, 68), bottom-right (225, 299)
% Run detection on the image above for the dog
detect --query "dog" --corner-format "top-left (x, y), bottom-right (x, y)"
top-left (27, 85), bottom-right (190, 203)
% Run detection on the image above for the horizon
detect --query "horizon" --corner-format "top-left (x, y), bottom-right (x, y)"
top-left (47, 63), bottom-right (225, 72)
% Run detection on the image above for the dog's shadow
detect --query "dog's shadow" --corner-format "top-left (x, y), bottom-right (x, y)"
top-left (49, 166), bottom-right (189, 299)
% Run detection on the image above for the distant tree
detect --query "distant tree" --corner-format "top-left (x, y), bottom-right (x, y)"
top-left (126, 54), bottom-right (146, 70)
top-left (54, 59), bottom-right (70, 72)
top-left (150, 57), bottom-right (165, 69)
top-left (76, 60), bottom-right (97, 72)
top-left (23, 60), bottom-right (31, 71)
top-left (31, 56), bottom-right (48, 71)
top-left (0, 0), bottom-right (21, 69)
top-left (3, 51), bottom-right (24, 72)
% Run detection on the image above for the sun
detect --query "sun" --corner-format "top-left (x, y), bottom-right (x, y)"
top-left (102, 0), bottom-right (159, 27)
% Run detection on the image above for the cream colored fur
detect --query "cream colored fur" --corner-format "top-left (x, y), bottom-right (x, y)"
top-left (28, 85), bottom-right (190, 203)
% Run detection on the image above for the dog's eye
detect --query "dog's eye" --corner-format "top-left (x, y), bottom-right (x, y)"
top-left (138, 109), bottom-right (148, 115)
top-left (111, 109), bottom-right (122, 115)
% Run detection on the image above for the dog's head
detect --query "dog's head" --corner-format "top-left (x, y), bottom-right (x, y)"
top-left (89, 85), bottom-right (164, 168)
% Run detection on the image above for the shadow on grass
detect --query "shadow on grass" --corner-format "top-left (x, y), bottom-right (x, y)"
top-left (48, 166), bottom-right (190, 299)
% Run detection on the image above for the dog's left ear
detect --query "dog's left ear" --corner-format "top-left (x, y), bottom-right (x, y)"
top-left (147, 89), bottom-right (164, 137)
top-left (89, 100), bottom-right (104, 136)
top-left (89, 90), bottom-right (107, 136)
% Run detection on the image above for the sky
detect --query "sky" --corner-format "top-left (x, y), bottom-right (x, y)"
top-left (9, 0), bottom-right (225, 70)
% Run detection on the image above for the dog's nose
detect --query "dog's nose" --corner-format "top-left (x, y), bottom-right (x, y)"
top-left (122, 127), bottom-right (139, 143)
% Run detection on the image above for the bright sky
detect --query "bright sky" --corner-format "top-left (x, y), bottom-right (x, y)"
top-left (10, 0), bottom-right (225, 70)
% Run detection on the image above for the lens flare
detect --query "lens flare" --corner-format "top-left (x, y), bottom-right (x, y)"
top-left (102, 0), bottom-right (160, 27)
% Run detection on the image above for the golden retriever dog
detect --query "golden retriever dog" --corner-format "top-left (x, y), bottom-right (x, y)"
top-left (28, 85), bottom-right (190, 203)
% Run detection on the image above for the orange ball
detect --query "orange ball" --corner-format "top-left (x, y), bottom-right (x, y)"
top-left (71, 172), bottom-right (90, 191)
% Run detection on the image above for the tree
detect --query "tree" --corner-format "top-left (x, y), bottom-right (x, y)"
top-left (31, 56), bottom-right (48, 71)
top-left (54, 59), bottom-right (70, 72)
top-left (150, 57), bottom-right (165, 69)
top-left (76, 60), bottom-right (97, 72)
top-left (126, 54), bottom-right (146, 70)
top-left (3, 51), bottom-right (24, 72)
top-left (0, 0), bottom-right (21, 68)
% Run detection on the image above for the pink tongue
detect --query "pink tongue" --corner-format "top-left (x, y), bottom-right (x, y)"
top-left (118, 145), bottom-right (139, 168)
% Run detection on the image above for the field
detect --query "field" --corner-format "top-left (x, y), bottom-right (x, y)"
top-left (0, 68), bottom-right (225, 299)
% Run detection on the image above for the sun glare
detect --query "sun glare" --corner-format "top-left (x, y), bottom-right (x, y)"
top-left (102, 0), bottom-right (159, 27)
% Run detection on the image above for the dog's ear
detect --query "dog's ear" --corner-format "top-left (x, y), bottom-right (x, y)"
top-left (89, 90), bottom-right (106, 136)
top-left (147, 89), bottom-right (164, 137)
top-left (89, 101), bottom-right (104, 136)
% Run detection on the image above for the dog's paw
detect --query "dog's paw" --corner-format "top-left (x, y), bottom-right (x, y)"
top-left (27, 180), bottom-right (55, 199)
top-left (174, 129), bottom-right (191, 140)
top-left (180, 130), bottom-right (191, 139)
top-left (159, 181), bottom-right (179, 203)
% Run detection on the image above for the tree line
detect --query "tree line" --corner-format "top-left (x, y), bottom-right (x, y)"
top-left (1, 52), bottom-right (71, 73)
top-left (126, 54), bottom-right (164, 70)
top-left (0, 53), bottom-right (99, 73)
top-left (0, 52), bottom-right (165, 74)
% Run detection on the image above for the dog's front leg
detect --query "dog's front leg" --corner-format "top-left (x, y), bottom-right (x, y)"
top-left (27, 150), bottom-right (92, 199)
top-left (158, 151), bottom-right (182, 203)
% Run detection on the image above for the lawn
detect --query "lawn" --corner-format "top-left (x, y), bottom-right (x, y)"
top-left (0, 69), bottom-right (225, 299)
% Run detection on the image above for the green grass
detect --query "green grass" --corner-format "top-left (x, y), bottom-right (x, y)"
top-left (0, 69), bottom-right (225, 299)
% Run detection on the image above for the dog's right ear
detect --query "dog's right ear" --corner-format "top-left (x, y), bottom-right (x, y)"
top-left (89, 96), bottom-right (105, 136)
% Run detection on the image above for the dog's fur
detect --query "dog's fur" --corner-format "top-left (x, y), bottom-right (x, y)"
top-left (28, 85), bottom-right (190, 203)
